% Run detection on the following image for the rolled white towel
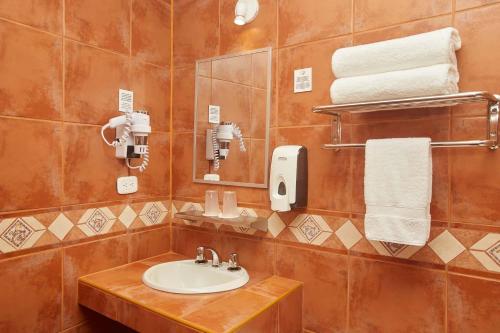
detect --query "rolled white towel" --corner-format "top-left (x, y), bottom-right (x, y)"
top-left (330, 64), bottom-right (459, 104)
top-left (332, 27), bottom-right (461, 78)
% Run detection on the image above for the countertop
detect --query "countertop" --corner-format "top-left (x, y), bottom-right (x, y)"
top-left (78, 252), bottom-right (302, 333)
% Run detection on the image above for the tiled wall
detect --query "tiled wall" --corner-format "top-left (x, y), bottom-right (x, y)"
top-left (0, 0), bottom-right (171, 331)
top-left (172, 1), bottom-right (500, 332)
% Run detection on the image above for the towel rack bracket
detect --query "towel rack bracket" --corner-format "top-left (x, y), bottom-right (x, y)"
top-left (487, 102), bottom-right (499, 150)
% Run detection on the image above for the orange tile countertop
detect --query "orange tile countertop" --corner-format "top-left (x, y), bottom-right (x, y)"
top-left (78, 252), bottom-right (303, 333)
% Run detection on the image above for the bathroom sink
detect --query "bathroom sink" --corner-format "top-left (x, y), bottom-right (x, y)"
top-left (142, 259), bottom-right (249, 294)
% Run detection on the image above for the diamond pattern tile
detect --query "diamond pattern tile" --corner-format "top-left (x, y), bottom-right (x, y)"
top-left (267, 213), bottom-right (286, 238)
top-left (77, 207), bottom-right (116, 236)
top-left (139, 202), bottom-right (168, 226)
top-left (470, 233), bottom-right (500, 273)
top-left (289, 214), bottom-right (332, 245)
top-left (428, 230), bottom-right (466, 264)
top-left (119, 205), bottom-right (138, 228)
top-left (0, 217), bottom-right (46, 253)
top-left (48, 213), bottom-right (73, 240)
top-left (370, 240), bottom-right (422, 259)
top-left (335, 220), bottom-right (362, 249)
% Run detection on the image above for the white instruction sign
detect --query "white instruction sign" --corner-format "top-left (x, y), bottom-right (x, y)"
top-left (119, 89), bottom-right (134, 113)
top-left (208, 105), bottom-right (220, 124)
top-left (294, 68), bottom-right (312, 93)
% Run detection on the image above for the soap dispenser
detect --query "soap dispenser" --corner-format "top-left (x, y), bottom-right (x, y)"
top-left (269, 146), bottom-right (308, 212)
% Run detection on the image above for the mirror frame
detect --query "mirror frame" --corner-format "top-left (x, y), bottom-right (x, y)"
top-left (192, 47), bottom-right (272, 188)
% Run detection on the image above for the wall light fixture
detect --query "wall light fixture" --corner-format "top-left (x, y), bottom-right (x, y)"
top-left (234, 0), bottom-right (259, 26)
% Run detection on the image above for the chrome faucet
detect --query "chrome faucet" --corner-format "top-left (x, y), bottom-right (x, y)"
top-left (227, 253), bottom-right (241, 271)
top-left (195, 246), bottom-right (221, 267)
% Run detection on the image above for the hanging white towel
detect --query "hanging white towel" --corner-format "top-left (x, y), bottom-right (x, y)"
top-left (332, 27), bottom-right (461, 78)
top-left (330, 64), bottom-right (459, 104)
top-left (364, 138), bottom-right (432, 246)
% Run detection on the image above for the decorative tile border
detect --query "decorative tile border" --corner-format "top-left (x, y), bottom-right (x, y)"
top-left (48, 214), bottom-right (73, 240)
top-left (0, 217), bottom-right (46, 253)
top-left (77, 207), bottom-right (117, 237)
top-left (428, 230), bottom-right (466, 264)
top-left (171, 200), bottom-right (500, 277)
top-left (289, 214), bottom-right (333, 246)
top-left (139, 202), bottom-right (169, 226)
top-left (267, 213), bottom-right (286, 238)
top-left (470, 233), bottom-right (500, 273)
top-left (369, 240), bottom-right (422, 259)
top-left (335, 220), bottom-right (363, 250)
top-left (0, 200), bottom-right (169, 255)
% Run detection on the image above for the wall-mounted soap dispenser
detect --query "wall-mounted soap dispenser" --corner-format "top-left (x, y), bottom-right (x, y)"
top-left (269, 146), bottom-right (308, 212)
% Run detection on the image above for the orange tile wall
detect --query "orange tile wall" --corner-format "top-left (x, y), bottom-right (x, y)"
top-left (0, 0), bottom-right (171, 331)
top-left (1, 1), bottom-right (500, 332)
top-left (172, 1), bottom-right (500, 332)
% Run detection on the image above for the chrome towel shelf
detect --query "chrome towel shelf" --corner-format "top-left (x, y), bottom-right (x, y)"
top-left (312, 91), bottom-right (500, 150)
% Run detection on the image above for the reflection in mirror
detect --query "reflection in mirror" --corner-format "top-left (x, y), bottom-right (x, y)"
top-left (193, 47), bottom-right (272, 188)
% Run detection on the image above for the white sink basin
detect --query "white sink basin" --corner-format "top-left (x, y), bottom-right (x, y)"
top-left (142, 259), bottom-right (249, 294)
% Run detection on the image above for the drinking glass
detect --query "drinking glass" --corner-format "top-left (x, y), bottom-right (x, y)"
top-left (222, 191), bottom-right (239, 218)
top-left (203, 190), bottom-right (220, 217)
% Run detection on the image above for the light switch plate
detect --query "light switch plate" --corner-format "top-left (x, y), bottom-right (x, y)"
top-left (117, 176), bottom-right (138, 194)
top-left (294, 67), bottom-right (312, 93)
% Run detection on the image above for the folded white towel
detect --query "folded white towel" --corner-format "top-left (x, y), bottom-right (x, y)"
top-left (364, 138), bottom-right (432, 246)
top-left (330, 64), bottom-right (459, 104)
top-left (332, 27), bottom-right (461, 78)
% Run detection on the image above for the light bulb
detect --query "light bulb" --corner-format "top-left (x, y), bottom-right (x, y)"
top-left (234, 15), bottom-right (246, 26)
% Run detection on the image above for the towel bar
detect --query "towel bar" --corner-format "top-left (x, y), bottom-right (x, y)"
top-left (312, 91), bottom-right (499, 150)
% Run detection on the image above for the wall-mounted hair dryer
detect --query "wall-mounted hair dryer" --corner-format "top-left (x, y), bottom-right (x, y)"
top-left (206, 122), bottom-right (246, 171)
top-left (100, 110), bottom-right (151, 172)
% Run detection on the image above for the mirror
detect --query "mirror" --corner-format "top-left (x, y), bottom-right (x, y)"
top-left (192, 47), bottom-right (272, 188)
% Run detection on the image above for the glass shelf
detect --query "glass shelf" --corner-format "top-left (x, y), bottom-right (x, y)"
top-left (175, 210), bottom-right (268, 232)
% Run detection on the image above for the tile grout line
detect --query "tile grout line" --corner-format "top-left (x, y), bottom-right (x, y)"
top-left (277, 12), bottom-right (451, 51)
top-left (347, 3), bottom-right (355, 330)
top-left (346, 250), bottom-right (351, 332)
top-left (218, 0), bottom-right (221, 56)
top-left (60, 0), bottom-right (66, 229)
top-left (0, 114), bottom-right (170, 131)
top-left (455, 0), bottom-right (500, 13)
top-left (0, 195), bottom-right (170, 219)
top-left (169, 0), bottom-right (174, 251)
top-left (445, 4), bottom-right (456, 332)
top-left (353, 11), bottom-right (454, 35)
top-left (0, 16), bottom-right (62, 37)
top-left (60, 0), bottom-right (66, 328)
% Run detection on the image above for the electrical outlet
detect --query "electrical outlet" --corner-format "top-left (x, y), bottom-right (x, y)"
top-left (117, 176), bottom-right (138, 194)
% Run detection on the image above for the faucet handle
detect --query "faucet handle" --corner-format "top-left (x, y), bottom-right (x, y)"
top-left (195, 246), bottom-right (207, 264)
top-left (227, 253), bottom-right (241, 271)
